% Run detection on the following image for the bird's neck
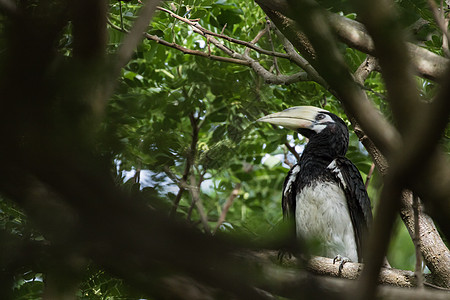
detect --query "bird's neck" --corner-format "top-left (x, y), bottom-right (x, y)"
top-left (299, 143), bottom-right (336, 168)
top-left (300, 126), bottom-right (348, 163)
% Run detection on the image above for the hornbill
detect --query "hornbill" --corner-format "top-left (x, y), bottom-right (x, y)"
top-left (258, 106), bottom-right (372, 265)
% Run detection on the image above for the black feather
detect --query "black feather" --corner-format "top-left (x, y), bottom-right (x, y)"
top-left (328, 157), bottom-right (372, 261)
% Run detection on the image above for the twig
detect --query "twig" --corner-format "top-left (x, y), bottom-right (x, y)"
top-left (283, 147), bottom-right (294, 168)
top-left (170, 112), bottom-right (200, 217)
top-left (265, 18), bottom-right (280, 75)
top-left (244, 28), bottom-right (268, 56)
top-left (220, 23), bottom-right (227, 35)
top-left (213, 183), bottom-right (241, 234)
top-left (284, 142), bottom-right (300, 161)
top-left (427, 0), bottom-right (450, 57)
top-left (272, 26), bottom-right (328, 88)
top-left (365, 163), bottom-right (375, 189)
top-left (109, 5), bottom-right (313, 85)
top-left (119, 1), bottom-right (124, 30)
top-left (187, 172), bottom-right (211, 234)
top-left (413, 194), bottom-right (424, 288)
top-left (321, 95), bottom-right (327, 107)
top-left (144, 32), bottom-right (251, 66)
top-left (156, 6), bottom-right (291, 59)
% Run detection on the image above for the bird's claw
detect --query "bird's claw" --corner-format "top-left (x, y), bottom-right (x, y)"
top-left (277, 249), bottom-right (293, 262)
top-left (333, 255), bottom-right (351, 274)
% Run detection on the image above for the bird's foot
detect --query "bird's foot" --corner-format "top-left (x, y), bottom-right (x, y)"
top-left (277, 249), bottom-right (293, 262)
top-left (333, 255), bottom-right (351, 275)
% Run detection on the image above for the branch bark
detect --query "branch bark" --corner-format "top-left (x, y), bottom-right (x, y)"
top-left (328, 13), bottom-right (449, 82)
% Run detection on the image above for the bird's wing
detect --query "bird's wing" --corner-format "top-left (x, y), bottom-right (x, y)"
top-left (327, 157), bottom-right (373, 262)
top-left (282, 164), bottom-right (301, 220)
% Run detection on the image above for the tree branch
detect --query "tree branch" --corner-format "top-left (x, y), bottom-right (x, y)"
top-left (213, 183), bottom-right (241, 234)
top-left (265, 18), bottom-right (280, 75)
top-left (255, 251), bottom-right (447, 291)
top-left (284, 142), bottom-right (300, 161)
top-left (156, 6), bottom-right (291, 60)
top-left (427, 0), bottom-right (450, 57)
top-left (272, 26), bottom-right (328, 87)
top-left (170, 111), bottom-right (200, 217)
top-left (327, 13), bottom-right (449, 82)
top-left (144, 32), bottom-right (251, 66)
top-left (115, 0), bottom-right (161, 71)
top-left (413, 194), bottom-right (424, 288)
top-left (399, 190), bottom-right (450, 288)
top-left (0, 0), bottom-right (17, 15)
top-left (101, 0), bottom-right (162, 111)
top-left (188, 172), bottom-right (210, 234)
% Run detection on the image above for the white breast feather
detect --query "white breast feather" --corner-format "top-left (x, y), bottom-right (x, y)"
top-left (295, 181), bottom-right (357, 262)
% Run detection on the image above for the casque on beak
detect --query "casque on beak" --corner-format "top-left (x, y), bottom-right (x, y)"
top-left (257, 106), bottom-right (327, 131)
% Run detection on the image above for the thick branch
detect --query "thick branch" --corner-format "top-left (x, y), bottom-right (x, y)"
top-left (0, 0), bottom-right (17, 15)
top-left (115, 0), bottom-right (163, 71)
top-left (328, 13), bottom-right (449, 82)
top-left (255, 251), bottom-right (446, 292)
top-left (400, 190), bottom-right (450, 287)
top-left (102, 0), bottom-right (162, 110)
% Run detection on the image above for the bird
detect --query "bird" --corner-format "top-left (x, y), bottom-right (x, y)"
top-left (258, 106), bottom-right (372, 266)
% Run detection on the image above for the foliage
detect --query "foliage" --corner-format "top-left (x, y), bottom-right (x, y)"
top-left (0, 0), bottom-right (449, 298)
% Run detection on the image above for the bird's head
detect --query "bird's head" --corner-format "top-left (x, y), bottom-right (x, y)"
top-left (258, 106), bottom-right (349, 157)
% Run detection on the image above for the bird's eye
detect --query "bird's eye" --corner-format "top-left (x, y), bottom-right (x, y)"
top-left (316, 114), bottom-right (326, 121)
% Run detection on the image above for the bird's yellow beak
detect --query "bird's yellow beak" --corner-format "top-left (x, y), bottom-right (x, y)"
top-left (257, 106), bottom-right (328, 130)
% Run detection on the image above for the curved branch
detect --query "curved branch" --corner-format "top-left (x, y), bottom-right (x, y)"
top-left (156, 6), bottom-right (291, 60)
top-left (273, 26), bottom-right (328, 88)
top-left (328, 13), bottom-right (449, 82)
top-left (144, 33), bottom-right (251, 66)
